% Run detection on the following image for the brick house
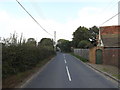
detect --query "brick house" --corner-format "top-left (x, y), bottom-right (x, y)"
top-left (89, 25), bottom-right (120, 67)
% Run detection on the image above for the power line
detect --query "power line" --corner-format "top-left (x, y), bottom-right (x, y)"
top-left (101, 11), bottom-right (120, 25)
top-left (16, 0), bottom-right (53, 36)
top-left (99, 0), bottom-right (118, 14)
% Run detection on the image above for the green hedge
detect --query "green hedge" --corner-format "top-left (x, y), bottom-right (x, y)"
top-left (2, 44), bottom-right (56, 78)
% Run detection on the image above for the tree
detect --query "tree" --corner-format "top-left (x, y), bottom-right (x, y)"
top-left (77, 40), bottom-right (91, 48)
top-left (38, 38), bottom-right (54, 51)
top-left (38, 38), bottom-right (53, 46)
top-left (72, 26), bottom-right (90, 48)
top-left (26, 38), bottom-right (36, 46)
top-left (2, 34), bottom-right (56, 80)
top-left (2, 32), bottom-right (18, 46)
top-left (89, 26), bottom-right (99, 46)
top-left (57, 39), bottom-right (71, 52)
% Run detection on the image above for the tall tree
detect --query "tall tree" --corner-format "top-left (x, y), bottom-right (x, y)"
top-left (27, 38), bottom-right (36, 46)
top-left (38, 38), bottom-right (53, 47)
top-left (57, 39), bottom-right (71, 52)
top-left (77, 40), bottom-right (91, 48)
top-left (72, 26), bottom-right (90, 48)
top-left (38, 38), bottom-right (54, 50)
top-left (89, 26), bottom-right (99, 46)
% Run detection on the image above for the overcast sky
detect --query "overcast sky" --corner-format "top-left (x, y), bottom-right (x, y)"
top-left (0, 0), bottom-right (119, 42)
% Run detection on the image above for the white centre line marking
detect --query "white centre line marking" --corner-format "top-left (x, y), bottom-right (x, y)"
top-left (63, 54), bottom-right (65, 59)
top-left (66, 66), bottom-right (72, 81)
top-left (64, 59), bottom-right (67, 63)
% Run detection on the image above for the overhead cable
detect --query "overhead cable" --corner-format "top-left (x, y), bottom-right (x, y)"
top-left (16, 0), bottom-right (53, 36)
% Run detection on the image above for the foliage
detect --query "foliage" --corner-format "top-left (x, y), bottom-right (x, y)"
top-left (57, 39), bottom-right (71, 52)
top-left (2, 33), bottom-right (56, 79)
top-left (38, 38), bottom-right (54, 50)
top-left (77, 40), bottom-right (91, 48)
top-left (38, 38), bottom-right (54, 47)
top-left (26, 38), bottom-right (36, 46)
top-left (72, 26), bottom-right (99, 48)
top-left (89, 26), bottom-right (99, 46)
top-left (72, 26), bottom-right (90, 48)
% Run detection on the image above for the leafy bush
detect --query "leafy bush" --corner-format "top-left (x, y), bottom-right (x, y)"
top-left (77, 40), bottom-right (91, 48)
top-left (2, 33), bottom-right (56, 79)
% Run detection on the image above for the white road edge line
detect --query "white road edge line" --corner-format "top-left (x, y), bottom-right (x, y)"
top-left (66, 66), bottom-right (72, 81)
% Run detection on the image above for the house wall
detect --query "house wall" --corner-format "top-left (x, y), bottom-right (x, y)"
top-left (89, 47), bottom-right (119, 67)
top-left (102, 48), bottom-right (119, 67)
top-left (99, 26), bottom-right (120, 67)
top-left (74, 49), bottom-right (89, 60)
top-left (88, 26), bottom-right (120, 67)
top-left (89, 47), bottom-right (104, 64)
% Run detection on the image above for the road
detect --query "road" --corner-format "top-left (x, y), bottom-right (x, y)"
top-left (24, 52), bottom-right (118, 88)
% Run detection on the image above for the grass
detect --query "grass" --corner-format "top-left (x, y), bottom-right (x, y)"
top-left (2, 55), bottom-right (55, 88)
top-left (112, 74), bottom-right (120, 79)
top-left (102, 68), bottom-right (109, 72)
top-left (101, 68), bottom-right (120, 80)
top-left (70, 52), bottom-right (88, 62)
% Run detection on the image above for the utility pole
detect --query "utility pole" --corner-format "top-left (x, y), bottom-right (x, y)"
top-left (118, 1), bottom-right (120, 25)
top-left (54, 31), bottom-right (56, 51)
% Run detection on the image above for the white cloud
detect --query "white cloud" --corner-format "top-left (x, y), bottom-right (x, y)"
top-left (0, 11), bottom-right (14, 37)
top-left (0, 11), bottom-right (9, 22)
top-left (19, 0), bottom-right (114, 3)
top-left (76, 7), bottom-right (117, 27)
top-left (1, 0), bottom-right (114, 3)
top-left (0, 6), bottom-right (118, 42)
top-left (0, 11), bottom-right (51, 41)
top-left (55, 7), bottom-right (118, 40)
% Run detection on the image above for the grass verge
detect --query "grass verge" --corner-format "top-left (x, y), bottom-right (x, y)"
top-left (112, 74), bottom-right (120, 79)
top-left (102, 68), bottom-right (109, 72)
top-left (2, 55), bottom-right (55, 88)
top-left (101, 68), bottom-right (120, 80)
top-left (70, 52), bottom-right (88, 62)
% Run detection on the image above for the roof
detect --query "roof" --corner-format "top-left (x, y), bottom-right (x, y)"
top-left (99, 25), bottom-right (120, 48)
top-left (100, 25), bottom-right (120, 35)
top-left (101, 34), bottom-right (120, 47)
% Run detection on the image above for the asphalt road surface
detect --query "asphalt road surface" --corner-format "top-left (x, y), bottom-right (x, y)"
top-left (24, 52), bottom-right (118, 88)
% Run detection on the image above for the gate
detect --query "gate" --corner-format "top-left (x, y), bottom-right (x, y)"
top-left (96, 49), bottom-right (103, 64)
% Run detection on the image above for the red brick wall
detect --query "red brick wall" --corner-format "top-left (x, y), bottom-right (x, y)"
top-left (89, 47), bottom-right (96, 64)
top-left (89, 47), bottom-right (119, 67)
top-left (89, 47), bottom-right (104, 64)
top-left (100, 26), bottom-right (120, 35)
top-left (102, 48), bottom-right (119, 67)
